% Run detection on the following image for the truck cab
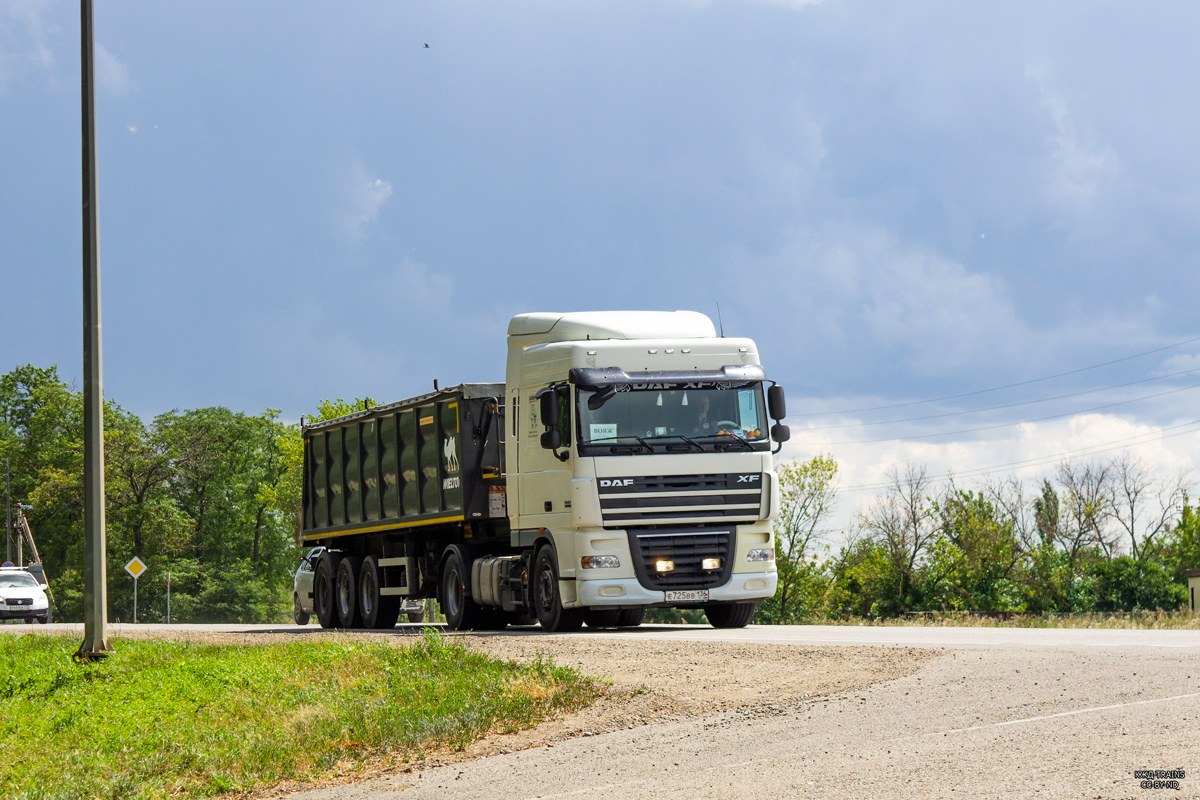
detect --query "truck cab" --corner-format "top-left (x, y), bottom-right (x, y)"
top-left (504, 311), bottom-right (787, 630)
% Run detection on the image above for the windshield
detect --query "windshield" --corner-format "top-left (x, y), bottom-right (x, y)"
top-left (576, 384), bottom-right (769, 450)
top-left (0, 572), bottom-right (39, 589)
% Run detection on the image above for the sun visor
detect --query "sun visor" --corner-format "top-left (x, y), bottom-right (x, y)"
top-left (568, 365), bottom-right (766, 389)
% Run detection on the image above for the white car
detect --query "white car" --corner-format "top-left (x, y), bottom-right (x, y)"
top-left (293, 547), bottom-right (425, 626)
top-left (0, 567), bottom-right (51, 624)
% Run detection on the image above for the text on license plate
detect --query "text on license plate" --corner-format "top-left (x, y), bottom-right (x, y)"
top-left (665, 589), bottom-right (709, 603)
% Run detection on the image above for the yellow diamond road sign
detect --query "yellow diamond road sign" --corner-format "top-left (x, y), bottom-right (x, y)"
top-left (125, 557), bottom-right (147, 579)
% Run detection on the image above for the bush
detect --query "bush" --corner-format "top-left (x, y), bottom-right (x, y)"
top-left (1088, 556), bottom-right (1185, 612)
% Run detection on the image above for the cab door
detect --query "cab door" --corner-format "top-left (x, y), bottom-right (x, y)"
top-left (517, 384), bottom-right (574, 531)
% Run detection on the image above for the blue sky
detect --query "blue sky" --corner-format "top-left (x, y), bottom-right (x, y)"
top-left (3, 0), bottom-right (1199, 515)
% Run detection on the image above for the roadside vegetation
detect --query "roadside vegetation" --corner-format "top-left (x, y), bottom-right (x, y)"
top-left (758, 454), bottom-right (1200, 623)
top-left (0, 631), bottom-right (600, 800)
top-left (3, 363), bottom-right (1196, 627)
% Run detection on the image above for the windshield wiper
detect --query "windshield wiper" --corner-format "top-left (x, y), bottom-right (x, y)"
top-left (589, 434), bottom-right (653, 452)
top-left (642, 434), bottom-right (705, 452)
top-left (695, 432), bottom-right (754, 450)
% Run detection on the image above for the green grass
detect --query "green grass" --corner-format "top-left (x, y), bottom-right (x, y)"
top-left (0, 631), bottom-right (601, 800)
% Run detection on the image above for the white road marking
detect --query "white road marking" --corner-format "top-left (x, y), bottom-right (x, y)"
top-left (890, 691), bottom-right (1200, 741)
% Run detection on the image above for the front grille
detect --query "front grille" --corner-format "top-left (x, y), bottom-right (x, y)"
top-left (5, 598), bottom-right (32, 606)
top-left (598, 473), bottom-right (763, 527)
top-left (628, 527), bottom-right (733, 590)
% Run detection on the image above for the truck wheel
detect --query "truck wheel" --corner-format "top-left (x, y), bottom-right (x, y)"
top-left (532, 546), bottom-right (583, 633)
top-left (314, 552), bottom-right (343, 629)
top-left (616, 608), bottom-right (645, 627)
top-left (440, 550), bottom-right (476, 630)
top-left (583, 609), bottom-right (621, 629)
top-left (704, 602), bottom-right (756, 629)
top-left (359, 556), bottom-right (401, 629)
top-left (293, 594), bottom-right (311, 625)
top-left (336, 556), bottom-right (364, 628)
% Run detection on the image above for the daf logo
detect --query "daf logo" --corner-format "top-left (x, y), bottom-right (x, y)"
top-left (599, 479), bottom-right (634, 487)
top-left (735, 474), bottom-right (761, 484)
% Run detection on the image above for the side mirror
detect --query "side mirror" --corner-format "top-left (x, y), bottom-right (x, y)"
top-left (767, 385), bottom-right (787, 420)
top-left (541, 429), bottom-right (562, 450)
top-left (587, 385), bottom-right (617, 411)
top-left (771, 423), bottom-right (790, 443)
top-left (539, 389), bottom-right (561, 427)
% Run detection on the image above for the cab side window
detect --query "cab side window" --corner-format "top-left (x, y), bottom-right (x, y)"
top-left (557, 390), bottom-right (571, 446)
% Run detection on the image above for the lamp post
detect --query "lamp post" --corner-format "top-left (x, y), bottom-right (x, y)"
top-left (4, 457), bottom-right (10, 565)
top-left (76, 0), bottom-right (111, 660)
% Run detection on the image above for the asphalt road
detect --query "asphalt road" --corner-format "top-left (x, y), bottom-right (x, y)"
top-left (14, 623), bottom-right (1200, 798)
top-left (22, 620), bottom-right (1200, 650)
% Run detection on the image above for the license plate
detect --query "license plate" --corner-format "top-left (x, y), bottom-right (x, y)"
top-left (665, 589), bottom-right (709, 603)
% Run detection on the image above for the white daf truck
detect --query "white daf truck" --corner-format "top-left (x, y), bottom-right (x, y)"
top-left (299, 311), bottom-right (790, 631)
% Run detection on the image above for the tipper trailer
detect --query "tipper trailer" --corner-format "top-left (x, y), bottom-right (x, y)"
top-left (300, 311), bottom-right (791, 631)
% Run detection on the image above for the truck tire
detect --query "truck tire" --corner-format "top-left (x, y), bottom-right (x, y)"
top-left (532, 545), bottom-right (583, 633)
top-left (336, 556), bottom-right (364, 628)
top-left (616, 608), bottom-right (645, 627)
top-left (704, 602), bottom-right (756, 629)
top-left (358, 556), bottom-right (401, 629)
top-left (583, 609), bottom-right (621, 629)
top-left (440, 549), bottom-right (484, 630)
top-left (314, 552), bottom-right (343, 629)
top-left (293, 594), bottom-right (310, 625)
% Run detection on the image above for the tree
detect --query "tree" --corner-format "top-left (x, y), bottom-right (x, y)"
top-left (858, 463), bottom-right (938, 614)
top-left (757, 454), bottom-right (838, 623)
top-left (1109, 453), bottom-right (1190, 561)
top-left (928, 486), bottom-right (1022, 612)
top-left (1055, 458), bottom-right (1117, 564)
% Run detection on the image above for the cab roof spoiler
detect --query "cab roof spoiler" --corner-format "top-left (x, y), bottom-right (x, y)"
top-left (568, 364), bottom-right (766, 389)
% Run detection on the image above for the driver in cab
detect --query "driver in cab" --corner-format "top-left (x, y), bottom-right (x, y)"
top-left (692, 395), bottom-right (713, 435)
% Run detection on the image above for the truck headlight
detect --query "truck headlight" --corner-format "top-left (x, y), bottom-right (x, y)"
top-left (701, 557), bottom-right (721, 570)
top-left (655, 559), bottom-right (675, 573)
top-left (581, 555), bottom-right (620, 569)
top-left (746, 548), bottom-right (774, 563)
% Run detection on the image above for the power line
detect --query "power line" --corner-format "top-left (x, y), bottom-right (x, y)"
top-left (810, 382), bottom-right (1200, 446)
top-left (792, 334), bottom-right (1200, 418)
top-left (830, 419), bottom-right (1200, 494)
top-left (805, 367), bottom-right (1200, 431)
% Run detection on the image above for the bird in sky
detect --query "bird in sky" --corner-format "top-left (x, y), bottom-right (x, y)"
top-left (423, 43), bottom-right (430, 48)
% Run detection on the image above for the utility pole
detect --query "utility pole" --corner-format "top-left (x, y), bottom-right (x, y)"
top-left (4, 457), bottom-right (10, 565)
top-left (77, 0), bottom-right (111, 660)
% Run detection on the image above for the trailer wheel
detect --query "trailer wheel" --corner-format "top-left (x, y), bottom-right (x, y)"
top-left (314, 552), bottom-right (343, 629)
top-left (532, 546), bottom-right (583, 633)
top-left (336, 557), bottom-right (364, 628)
top-left (616, 608), bottom-right (645, 628)
top-left (293, 594), bottom-right (310, 625)
top-left (703, 602), bottom-right (756, 629)
top-left (359, 556), bottom-right (401, 629)
top-left (583, 609), bottom-right (621, 629)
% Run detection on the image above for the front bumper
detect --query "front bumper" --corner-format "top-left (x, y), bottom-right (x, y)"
top-left (576, 570), bottom-right (776, 607)
top-left (0, 606), bottom-right (47, 620)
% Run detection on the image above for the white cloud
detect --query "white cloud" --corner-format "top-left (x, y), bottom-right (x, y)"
top-left (1026, 60), bottom-right (1119, 214)
top-left (95, 43), bottom-right (132, 96)
top-left (745, 223), bottom-right (1031, 377)
top-left (337, 160), bottom-right (393, 241)
top-left (0, 0), bottom-right (56, 94)
top-left (782, 412), bottom-right (1200, 549)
